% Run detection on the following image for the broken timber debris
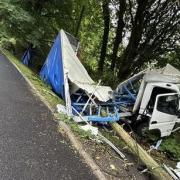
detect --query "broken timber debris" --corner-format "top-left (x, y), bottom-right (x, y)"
top-left (111, 122), bottom-right (172, 180)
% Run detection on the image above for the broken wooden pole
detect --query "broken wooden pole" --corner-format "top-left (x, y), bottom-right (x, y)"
top-left (111, 122), bottom-right (172, 180)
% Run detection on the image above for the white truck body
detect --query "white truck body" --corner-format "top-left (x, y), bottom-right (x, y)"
top-left (116, 64), bottom-right (180, 137)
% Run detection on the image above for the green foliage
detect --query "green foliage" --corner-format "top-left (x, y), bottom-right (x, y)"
top-left (70, 123), bottom-right (93, 139)
top-left (79, 0), bottom-right (103, 75)
top-left (160, 133), bottom-right (180, 161)
top-left (100, 70), bottom-right (119, 88)
top-left (55, 113), bottom-right (93, 139)
top-left (0, 0), bottom-right (179, 84)
top-left (156, 47), bottom-right (180, 70)
top-left (0, 0), bottom-right (85, 57)
top-left (0, 1), bottom-right (33, 37)
top-left (101, 129), bottom-right (127, 148)
top-left (0, 0), bottom-right (33, 24)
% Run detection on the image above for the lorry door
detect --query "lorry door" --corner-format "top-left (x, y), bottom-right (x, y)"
top-left (149, 93), bottom-right (179, 137)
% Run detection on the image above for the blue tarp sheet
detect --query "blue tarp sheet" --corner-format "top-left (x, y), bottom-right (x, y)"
top-left (40, 33), bottom-right (65, 99)
top-left (40, 30), bottom-right (120, 122)
top-left (21, 48), bottom-right (32, 66)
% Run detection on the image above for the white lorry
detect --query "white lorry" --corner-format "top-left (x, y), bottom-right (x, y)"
top-left (116, 64), bottom-right (180, 137)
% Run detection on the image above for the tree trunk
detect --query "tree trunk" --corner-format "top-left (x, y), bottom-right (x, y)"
top-left (111, 122), bottom-right (172, 180)
top-left (117, 0), bottom-right (148, 81)
top-left (75, 6), bottom-right (85, 37)
top-left (98, 0), bottom-right (110, 74)
top-left (117, 62), bottom-right (132, 81)
top-left (110, 0), bottom-right (126, 71)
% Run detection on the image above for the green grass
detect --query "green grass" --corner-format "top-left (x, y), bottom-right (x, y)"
top-left (54, 113), bottom-right (94, 139)
top-left (101, 129), bottom-right (127, 148)
top-left (144, 129), bottom-right (180, 161)
top-left (160, 132), bottom-right (180, 161)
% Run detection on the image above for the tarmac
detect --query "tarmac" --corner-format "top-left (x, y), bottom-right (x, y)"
top-left (0, 54), bottom-right (97, 180)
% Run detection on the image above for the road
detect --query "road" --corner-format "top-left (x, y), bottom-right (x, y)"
top-left (0, 54), bottom-right (96, 180)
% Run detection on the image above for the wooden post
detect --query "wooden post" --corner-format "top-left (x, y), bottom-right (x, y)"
top-left (111, 122), bottom-right (172, 180)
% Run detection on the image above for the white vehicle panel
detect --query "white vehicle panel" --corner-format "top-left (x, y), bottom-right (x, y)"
top-left (149, 93), bottom-right (178, 137)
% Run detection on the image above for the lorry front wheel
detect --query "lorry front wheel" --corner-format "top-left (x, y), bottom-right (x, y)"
top-left (136, 122), bottom-right (149, 137)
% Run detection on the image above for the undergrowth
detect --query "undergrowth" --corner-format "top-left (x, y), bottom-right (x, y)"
top-left (55, 113), bottom-right (94, 139)
top-left (160, 133), bottom-right (180, 161)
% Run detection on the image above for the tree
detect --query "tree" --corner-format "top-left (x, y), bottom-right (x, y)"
top-left (0, 0), bottom-right (179, 84)
top-left (98, 0), bottom-right (110, 74)
top-left (78, 0), bottom-right (103, 76)
top-left (0, 0), bottom-right (33, 43)
top-left (97, 0), bottom-right (179, 81)
top-left (110, 0), bottom-right (126, 71)
top-left (116, 0), bottom-right (179, 81)
top-left (0, 0), bottom-right (85, 56)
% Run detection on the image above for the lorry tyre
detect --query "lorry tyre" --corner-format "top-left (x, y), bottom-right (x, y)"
top-left (136, 122), bottom-right (149, 137)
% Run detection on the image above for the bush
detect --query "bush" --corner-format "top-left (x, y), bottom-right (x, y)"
top-left (160, 133), bottom-right (180, 161)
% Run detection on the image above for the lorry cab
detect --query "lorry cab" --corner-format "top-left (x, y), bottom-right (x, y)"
top-left (115, 64), bottom-right (180, 137)
top-left (138, 82), bottom-right (180, 137)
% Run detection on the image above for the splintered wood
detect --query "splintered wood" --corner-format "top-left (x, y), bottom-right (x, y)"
top-left (111, 122), bottom-right (172, 180)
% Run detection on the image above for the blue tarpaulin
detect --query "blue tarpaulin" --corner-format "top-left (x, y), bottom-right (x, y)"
top-left (40, 30), bottom-right (120, 122)
top-left (21, 47), bottom-right (32, 66)
top-left (40, 33), bottom-right (65, 99)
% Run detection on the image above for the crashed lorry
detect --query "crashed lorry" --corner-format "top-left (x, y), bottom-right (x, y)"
top-left (39, 29), bottom-right (180, 138)
top-left (115, 64), bottom-right (180, 137)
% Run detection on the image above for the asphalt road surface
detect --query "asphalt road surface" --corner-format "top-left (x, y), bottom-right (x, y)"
top-left (0, 54), bottom-right (96, 180)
